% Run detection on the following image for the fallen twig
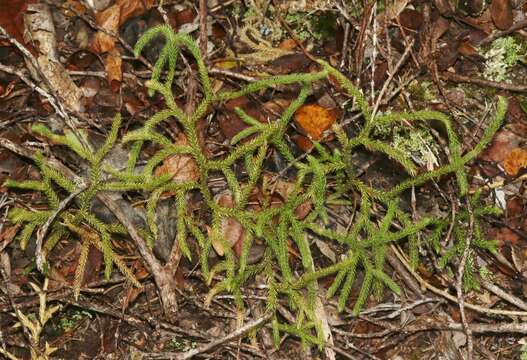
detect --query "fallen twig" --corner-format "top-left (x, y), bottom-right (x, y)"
top-left (480, 19), bottom-right (527, 45)
top-left (455, 199), bottom-right (474, 359)
top-left (176, 311), bottom-right (272, 360)
top-left (441, 72), bottom-right (527, 92)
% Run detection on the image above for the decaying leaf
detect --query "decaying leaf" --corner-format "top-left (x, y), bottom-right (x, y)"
top-left (292, 134), bottom-right (314, 152)
top-left (154, 134), bottom-right (200, 184)
top-left (480, 129), bottom-right (523, 163)
top-left (262, 174), bottom-right (312, 220)
top-left (503, 148), bottom-right (527, 176)
top-left (91, 4), bottom-right (120, 53)
top-left (490, 0), bottom-right (513, 30)
top-left (117, 0), bottom-right (154, 24)
top-left (105, 48), bottom-right (122, 92)
top-left (91, 0), bottom-right (154, 53)
top-left (315, 238), bottom-right (336, 263)
top-left (210, 191), bottom-right (245, 257)
top-left (0, 0), bottom-right (33, 46)
top-left (294, 104), bottom-right (338, 141)
top-left (398, 8), bottom-right (423, 30)
top-left (61, 0), bottom-right (87, 17)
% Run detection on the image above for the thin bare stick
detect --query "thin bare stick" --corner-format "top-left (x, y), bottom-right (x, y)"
top-left (456, 199), bottom-right (474, 359)
top-left (199, 0), bottom-right (208, 59)
top-left (441, 72), bottom-right (527, 92)
top-left (390, 244), bottom-right (527, 317)
top-left (371, 39), bottom-right (414, 119)
top-left (209, 67), bottom-right (258, 82)
top-left (480, 19), bottom-right (527, 45)
top-left (0, 63), bottom-right (69, 123)
top-left (178, 312), bottom-right (272, 359)
top-left (480, 279), bottom-right (527, 311)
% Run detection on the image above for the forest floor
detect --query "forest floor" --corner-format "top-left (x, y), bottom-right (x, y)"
top-left (1, 0), bottom-right (527, 359)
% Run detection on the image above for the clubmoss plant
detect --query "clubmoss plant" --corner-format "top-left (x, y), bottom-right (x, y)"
top-left (5, 24), bottom-right (507, 348)
top-left (0, 279), bottom-right (59, 360)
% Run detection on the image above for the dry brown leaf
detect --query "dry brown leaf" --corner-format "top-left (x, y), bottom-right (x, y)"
top-left (398, 8), bottom-right (423, 30)
top-left (105, 48), bottom-right (122, 92)
top-left (0, 0), bottom-right (35, 46)
top-left (503, 148), bottom-right (527, 176)
top-left (292, 134), bottom-right (314, 152)
top-left (0, 224), bottom-right (21, 252)
top-left (458, 40), bottom-right (478, 57)
top-left (116, 0), bottom-right (154, 25)
top-left (278, 38), bottom-right (298, 50)
top-left (209, 191), bottom-right (245, 257)
top-left (493, 227), bottom-right (520, 245)
top-left (61, 0), bottom-right (87, 17)
top-left (490, 0), bottom-right (513, 30)
top-left (154, 134), bottom-right (200, 184)
top-left (219, 96), bottom-right (258, 140)
top-left (294, 104), bottom-right (337, 140)
top-left (174, 8), bottom-right (196, 29)
top-left (480, 129), bottom-right (523, 163)
top-left (91, 0), bottom-right (154, 53)
top-left (91, 4), bottom-right (120, 53)
top-left (262, 174), bottom-right (312, 219)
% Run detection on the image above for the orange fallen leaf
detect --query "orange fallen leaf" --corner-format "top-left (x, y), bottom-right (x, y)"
top-left (503, 148), bottom-right (527, 176)
top-left (292, 134), bottom-right (314, 152)
top-left (91, 0), bottom-right (154, 53)
top-left (278, 38), bottom-right (297, 50)
top-left (480, 129), bottom-right (523, 163)
top-left (294, 104), bottom-right (337, 141)
top-left (116, 0), bottom-right (154, 25)
top-left (91, 4), bottom-right (120, 53)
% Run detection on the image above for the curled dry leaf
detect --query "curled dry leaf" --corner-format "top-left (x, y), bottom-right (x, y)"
top-left (292, 134), bottom-right (314, 152)
top-left (503, 148), bottom-right (527, 176)
top-left (0, 0), bottom-right (34, 46)
top-left (262, 174), bottom-right (312, 220)
top-left (219, 97), bottom-right (291, 141)
top-left (91, 0), bottom-right (154, 53)
top-left (480, 129), bottom-right (523, 163)
top-left (294, 104), bottom-right (338, 141)
top-left (210, 191), bottom-right (245, 257)
top-left (105, 48), bottom-right (122, 92)
top-left (117, 0), bottom-right (154, 24)
top-left (91, 4), bottom-right (120, 53)
top-left (398, 8), bottom-right (423, 30)
top-left (154, 133), bottom-right (200, 184)
top-left (490, 0), bottom-right (513, 30)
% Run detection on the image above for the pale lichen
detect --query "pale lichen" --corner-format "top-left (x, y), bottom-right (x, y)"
top-left (482, 36), bottom-right (523, 83)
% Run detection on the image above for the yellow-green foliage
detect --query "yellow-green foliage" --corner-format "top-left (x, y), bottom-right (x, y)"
top-left (5, 24), bottom-right (507, 348)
